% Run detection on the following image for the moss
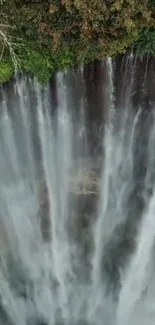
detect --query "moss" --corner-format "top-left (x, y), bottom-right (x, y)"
top-left (0, 45), bottom-right (55, 85)
top-left (0, 40), bottom-right (82, 84)
top-left (19, 47), bottom-right (54, 84)
top-left (0, 42), bottom-right (92, 84)
top-left (0, 60), bottom-right (14, 84)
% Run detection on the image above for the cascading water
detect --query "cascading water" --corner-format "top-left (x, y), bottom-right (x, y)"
top-left (0, 56), bottom-right (155, 325)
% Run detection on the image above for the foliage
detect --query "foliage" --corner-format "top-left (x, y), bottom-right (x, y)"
top-left (132, 28), bottom-right (155, 56)
top-left (0, 0), bottom-right (155, 83)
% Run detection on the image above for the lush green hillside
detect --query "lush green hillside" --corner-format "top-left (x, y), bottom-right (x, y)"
top-left (0, 0), bottom-right (155, 83)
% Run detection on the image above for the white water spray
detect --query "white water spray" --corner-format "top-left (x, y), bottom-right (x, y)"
top-left (0, 57), bottom-right (155, 325)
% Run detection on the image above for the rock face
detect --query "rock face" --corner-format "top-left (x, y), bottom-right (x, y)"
top-left (38, 182), bottom-right (52, 243)
top-left (0, 303), bottom-right (13, 325)
top-left (37, 162), bottom-right (101, 244)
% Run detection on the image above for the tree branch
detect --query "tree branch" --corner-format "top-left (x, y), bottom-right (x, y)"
top-left (0, 14), bottom-right (22, 70)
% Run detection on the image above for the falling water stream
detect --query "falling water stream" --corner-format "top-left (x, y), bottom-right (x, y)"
top-left (0, 55), bottom-right (155, 325)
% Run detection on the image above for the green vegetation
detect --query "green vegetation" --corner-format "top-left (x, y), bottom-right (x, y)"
top-left (132, 28), bottom-right (155, 55)
top-left (0, 0), bottom-right (155, 83)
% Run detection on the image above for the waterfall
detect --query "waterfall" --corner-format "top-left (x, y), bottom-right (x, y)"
top-left (0, 56), bottom-right (155, 325)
